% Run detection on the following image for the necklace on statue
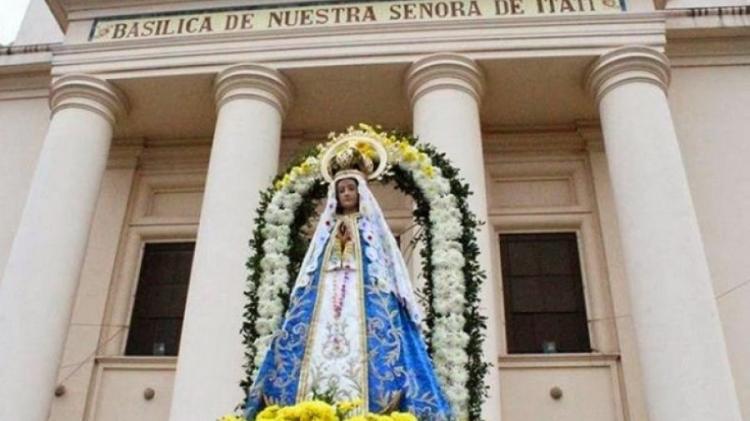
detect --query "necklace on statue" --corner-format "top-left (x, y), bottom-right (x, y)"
top-left (333, 271), bottom-right (348, 319)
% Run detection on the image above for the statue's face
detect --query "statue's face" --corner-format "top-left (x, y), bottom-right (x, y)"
top-left (336, 178), bottom-right (359, 213)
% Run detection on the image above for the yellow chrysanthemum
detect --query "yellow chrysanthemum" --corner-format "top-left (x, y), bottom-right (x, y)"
top-left (421, 164), bottom-right (435, 178)
top-left (403, 149), bottom-right (418, 162)
top-left (389, 412), bottom-right (418, 421)
top-left (274, 173), bottom-right (292, 190)
top-left (303, 400), bottom-right (336, 417)
top-left (355, 141), bottom-right (377, 158)
top-left (298, 157), bottom-right (318, 176)
top-left (217, 414), bottom-right (246, 421)
top-left (276, 407), bottom-right (298, 419)
top-left (256, 405), bottom-right (280, 420)
top-left (358, 122), bottom-right (375, 132)
top-left (337, 398), bottom-right (364, 414)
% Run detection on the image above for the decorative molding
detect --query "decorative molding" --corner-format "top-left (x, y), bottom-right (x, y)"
top-left (50, 73), bottom-right (129, 125)
top-left (483, 129), bottom-right (586, 156)
top-left (94, 355), bottom-right (178, 366)
top-left (49, 13), bottom-right (666, 78)
top-left (0, 43), bottom-right (58, 55)
top-left (481, 123), bottom-right (603, 155)
top-left (85, 355), bottom-right (177, 421)
top-left (108, 139), bottom-right (144, 169)
top-left (585, 45), bottom-right (671, 104)
top-left (405, 52), bottom-right (485, 106)
top-left (498, 352), bottom-right (620, 366)
top-left (138, 138), bottom-right (212, 172)
top-left (576, 121), bottom-right (605, 153)
top-left (0, 88), bottom-right (50, 101)
top-left (213, 62), bottom-right (293, 116)
top-left (100, 224), bottom-right (198, 357)
top-left (130, 172), bottom-right (206, 226)
top-left (486, 157), bottom-right (593, 214)
top-left (490, 210), bottom-right (619, 355)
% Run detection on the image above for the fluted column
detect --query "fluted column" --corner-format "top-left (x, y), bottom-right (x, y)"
top-left (0, 75), bottom-right (127, 421)
top-left (586, 46), bottom-right (742, 421)
top-left (168, 63), bottom-right (292, 421)
top-left (406, 53), bottom-right (503, 420)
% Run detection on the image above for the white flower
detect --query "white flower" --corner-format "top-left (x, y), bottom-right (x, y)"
top-left (250, 149), bottom-right (472, 415)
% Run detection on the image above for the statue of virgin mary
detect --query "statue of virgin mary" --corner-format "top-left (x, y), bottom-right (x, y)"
top-left (243, 134), bottom-right (454, 420)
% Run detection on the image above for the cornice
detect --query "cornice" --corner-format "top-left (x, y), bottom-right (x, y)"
top-left (49, 13), bottom-right (666, 78)
top-left (47, 0), bottom-right (69, 31)
top-left (49, 73), bottom-right (129, 125)
top-left (137, 137), bottom-right (211, 172)
top-left (405, 52), bottom-right (484, 107)
top-left (585, 45), bottom-right (671, 104)
top-left (107, 138), bottom-right (144, 169)
top-left (576, 121), bottom-right (605, 153)
top-left (213, 62), bottom-right (293, 116)
top-left (482, 123), bottom-right (602, 155)
top-left (0, 46), bottom-right (56, 76)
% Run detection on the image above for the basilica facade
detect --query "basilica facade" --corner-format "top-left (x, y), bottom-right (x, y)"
top-left (0, 1), bottom-right (748, 420)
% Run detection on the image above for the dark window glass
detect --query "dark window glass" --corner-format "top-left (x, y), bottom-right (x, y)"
top-left (125, 242), bottom-right (195, 356)
top-left (500, 233), bottom-right (591, 354)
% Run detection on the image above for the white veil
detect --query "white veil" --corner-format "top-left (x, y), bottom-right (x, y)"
top-left (292, 173), bottom-right (423, 325)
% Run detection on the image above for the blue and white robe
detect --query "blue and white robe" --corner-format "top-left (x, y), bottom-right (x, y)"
top-left (244, 212), bottom-right (453, 420)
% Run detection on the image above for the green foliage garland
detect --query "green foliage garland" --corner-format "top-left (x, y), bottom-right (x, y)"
top-left (241, 129), bottom-right (489, 420)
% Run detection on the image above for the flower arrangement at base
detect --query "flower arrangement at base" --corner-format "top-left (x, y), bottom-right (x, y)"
top-left (218, 400), bottom-right (417, 421)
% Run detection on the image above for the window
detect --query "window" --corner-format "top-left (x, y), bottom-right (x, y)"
top-left (500, 233), bottom-right (590, 354)
top-left (125, 242), bottom-right (195, 356)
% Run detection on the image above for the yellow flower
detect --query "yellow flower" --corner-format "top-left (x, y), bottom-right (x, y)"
top-left (358, 122), bottom-right (375, 132)
top-left (256, 405), bottom-right (280, 420)
top-left (337, 398), bottom-right (364, 414)
top-left (390, 412), bottom-right (418, 421)
top-left (217, 414), bottom-right (246, 421)
top-left (303, 400), bottom-right (336, 417)
top-left (355, 141), bottom-right (377, 158)
top-left (277, 404), bottom-right (302, 418)
top-left (275, 174), bottom-right (292, 190)
top-left (421, 164), bottom-right (435, 178)
top-left (403, 149), bottom-right (418, 162)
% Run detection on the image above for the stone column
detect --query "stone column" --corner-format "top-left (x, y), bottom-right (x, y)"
top-left (586, 46), bottom-right (742, 421)
top-left (168, 63), bottom-right (292, 421)
top-left (406, 53), bottom-right (503, 420)
top-left (0, 75), bottom-right (127, 421)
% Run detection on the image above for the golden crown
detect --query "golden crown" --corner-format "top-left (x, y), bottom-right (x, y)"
top-left (320, 130), bottom-right (388, 183)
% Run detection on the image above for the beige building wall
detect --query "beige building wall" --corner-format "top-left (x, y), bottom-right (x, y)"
top-left (0, 85), bottom-right (52, 276)
top-left (0, 0), bottom-right (63, 276)
top-left (1, 1), bottom-right (748, 421)
top-left (669, 63), bottom-right (750, 419)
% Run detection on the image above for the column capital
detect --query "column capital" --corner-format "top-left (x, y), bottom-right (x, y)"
top-left (585, 45), bottom-right (671, 104)
top-left (50, 74), bottom-right (129, 126)
top-left (214, 63), bottom-right (293, 117)
top-left (405, 53), bottom-right (485, 107)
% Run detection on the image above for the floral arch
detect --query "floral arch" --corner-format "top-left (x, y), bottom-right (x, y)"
top-left (241, 124), bottom-right (488, 420)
